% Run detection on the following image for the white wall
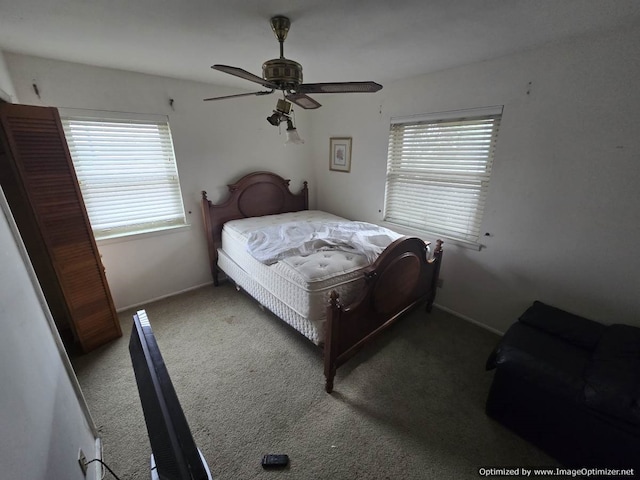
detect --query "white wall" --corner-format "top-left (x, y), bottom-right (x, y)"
top-left (0, 188), bottom-right (99, 480)
top-left (0, 50), bottom-right (17, 101)
top-left (5, 54), bottom-right (314, 310)
top-left (5, 23), bottom-right (639, 331)
top-left (310, 23), bottom-right (640, 332)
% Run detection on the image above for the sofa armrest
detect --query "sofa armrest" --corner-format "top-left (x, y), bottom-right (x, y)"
top-left (584, 324), bottom-right (640, 428)
top-left (518, 301), bottom-right (606, 350)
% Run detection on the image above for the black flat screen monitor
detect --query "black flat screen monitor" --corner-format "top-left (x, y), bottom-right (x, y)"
top-left (129, 310), bottom-right (212, 480)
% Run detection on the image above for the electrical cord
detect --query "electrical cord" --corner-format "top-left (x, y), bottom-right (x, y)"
top-left (84, 458), bottom-right (122, 480)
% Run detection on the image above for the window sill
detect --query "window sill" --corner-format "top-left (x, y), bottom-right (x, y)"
top-left (380, 221), bottom-right (483, 251)
top-left (96, 223), bottom-right (191, 246)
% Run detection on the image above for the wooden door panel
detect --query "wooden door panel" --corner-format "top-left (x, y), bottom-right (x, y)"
top-left (0, 104), bottom-right (121, 352)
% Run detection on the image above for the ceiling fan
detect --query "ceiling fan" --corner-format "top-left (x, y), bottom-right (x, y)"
top-left (204, 15), bottom-right (383, 110)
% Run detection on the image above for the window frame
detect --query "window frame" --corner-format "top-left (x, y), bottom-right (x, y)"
top-left (59, 109), bottom-right (187, 241)
top-left (383, 106), bottom-right (503, 248)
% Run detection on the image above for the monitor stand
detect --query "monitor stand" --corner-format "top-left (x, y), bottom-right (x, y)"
top-left (151, 449), bottom-right (213, 480)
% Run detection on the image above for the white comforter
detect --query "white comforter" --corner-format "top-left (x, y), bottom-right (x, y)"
top-left (246, 221), bottom-right (403, 265)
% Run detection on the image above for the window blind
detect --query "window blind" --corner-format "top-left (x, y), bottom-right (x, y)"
top-left (61, 116), bottom-right (186, 239)
top-left (384, 110), bottom-right (502, 243)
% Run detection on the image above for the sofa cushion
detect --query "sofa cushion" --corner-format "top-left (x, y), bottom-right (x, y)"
top-left (518, 301), bottom-right (606, 350)
top-left (491, 322), bottom-right (589, 401)
top-left (584, 324), bottom-right (640, 427)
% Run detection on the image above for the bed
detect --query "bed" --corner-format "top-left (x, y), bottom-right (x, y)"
top-left (201, 171), bottom-right (443, 392)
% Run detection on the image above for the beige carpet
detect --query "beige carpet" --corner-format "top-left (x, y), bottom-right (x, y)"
top-left (72, 283), bottom-right (554, 479)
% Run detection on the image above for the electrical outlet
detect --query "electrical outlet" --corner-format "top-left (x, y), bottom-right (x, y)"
top-left (437, 278), bottom-right (444, 288)
top-left (78, 448), bottom-right (87, 477)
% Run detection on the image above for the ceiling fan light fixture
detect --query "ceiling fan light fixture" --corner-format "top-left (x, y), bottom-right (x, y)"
top-left (267, 112), bottom-right (283, 126)
top-left (285, 119), bottom-right (304, 145)
top-left (275, 98), bottom-right (292, 114)
top-left (267, 98), bottom-right (294, 126)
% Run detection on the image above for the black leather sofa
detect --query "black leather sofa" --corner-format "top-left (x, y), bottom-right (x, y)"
top-left (485, 301), bottom-right (640, 472)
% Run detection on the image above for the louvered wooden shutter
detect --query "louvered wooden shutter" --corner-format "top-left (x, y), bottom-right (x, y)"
top-left (0, 104), bottom-right (121, 352)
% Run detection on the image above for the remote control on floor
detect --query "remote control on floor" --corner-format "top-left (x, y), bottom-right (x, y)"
top-left (261, 454), bottom-right (289, 469)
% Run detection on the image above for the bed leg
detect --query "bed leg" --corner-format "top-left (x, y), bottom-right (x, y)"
top-left (425, 239), bottom-right (444, 313)
top-left (213, 269), bottom-right (219, 287)
top-left (325, 375), bottom-right (335, 394)
top-left (324, 291), bottom-right (341, 394)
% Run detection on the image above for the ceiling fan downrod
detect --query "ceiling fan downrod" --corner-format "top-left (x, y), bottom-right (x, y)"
top-left (263, 15), bottom-right (302, 90)
top-left (270, 15), bottom-right (290, 59)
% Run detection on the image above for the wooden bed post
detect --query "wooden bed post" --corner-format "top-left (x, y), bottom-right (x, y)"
top-left (301, 181), bottom-right (309, 210)
top-left (324, 290), bottom-right (342, 393)
top-left (201, 190), bottom-right (219, 286)
top-left (426, 239), bottom-right (444, 312)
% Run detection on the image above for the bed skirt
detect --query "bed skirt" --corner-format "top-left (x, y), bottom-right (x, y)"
top-left (218, 249), bottom-right (323, 345)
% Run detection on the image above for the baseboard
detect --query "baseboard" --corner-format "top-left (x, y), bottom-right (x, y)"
top-left (90, 437), bottom-right (102, 480)
top-left (116, 281), bottom-right (213, 313)
top-left (116, 285), bottom-right (505, 337)
top-left (433, 303), bottom-right (504, 336)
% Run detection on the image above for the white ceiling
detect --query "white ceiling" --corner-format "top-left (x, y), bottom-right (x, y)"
top-left (1, 0), bottom-right (640, 91)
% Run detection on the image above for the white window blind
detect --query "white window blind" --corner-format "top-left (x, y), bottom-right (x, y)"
top-left (384, 107), bottom-right (502, 243)
top-left (61, 114), bottom-right (186, 240)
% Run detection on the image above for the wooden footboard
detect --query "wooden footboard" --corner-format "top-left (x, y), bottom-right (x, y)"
top-left (324, 237), bottom-right (443, 393)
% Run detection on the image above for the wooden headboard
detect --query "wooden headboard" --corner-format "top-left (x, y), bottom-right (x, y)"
top-left (201, 171), bottom-right (308, 284)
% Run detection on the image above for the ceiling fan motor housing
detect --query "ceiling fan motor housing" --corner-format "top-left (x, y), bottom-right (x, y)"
top-left (263, 58), bottom-right (303, 90)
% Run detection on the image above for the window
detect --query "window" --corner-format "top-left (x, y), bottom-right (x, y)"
top-left (61, 111), bottom-right (186, 240)
top-left (384, 106), bottom-right (502, 244)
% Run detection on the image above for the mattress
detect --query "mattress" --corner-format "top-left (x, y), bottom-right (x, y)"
top-left (219, 210), bottom-right (378, 344)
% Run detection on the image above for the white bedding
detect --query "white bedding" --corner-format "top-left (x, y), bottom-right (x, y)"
top-left (219, 210), bottom-right (397, 344)
top-left (246, 220), bottom-right (402, 265)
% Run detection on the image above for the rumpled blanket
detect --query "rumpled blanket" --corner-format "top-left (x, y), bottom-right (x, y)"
top-left (246, 221), bottom-right (403, 265)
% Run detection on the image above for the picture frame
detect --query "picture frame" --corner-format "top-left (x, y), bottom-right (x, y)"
top-left (329, 137), bottom-right (352, 172)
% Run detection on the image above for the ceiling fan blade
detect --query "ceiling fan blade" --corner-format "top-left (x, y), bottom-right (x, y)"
top-left (203, 90), bottom-right (274, 102)
top-left (211, 65), bottom-right (279, 89)
top-left (285, 93), bottom-right (322, 109)
top-left (296, 81), bottom-right (383, 94)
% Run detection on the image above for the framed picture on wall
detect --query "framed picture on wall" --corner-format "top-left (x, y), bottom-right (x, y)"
top-left (329, 137), bottom-right (352, 172)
